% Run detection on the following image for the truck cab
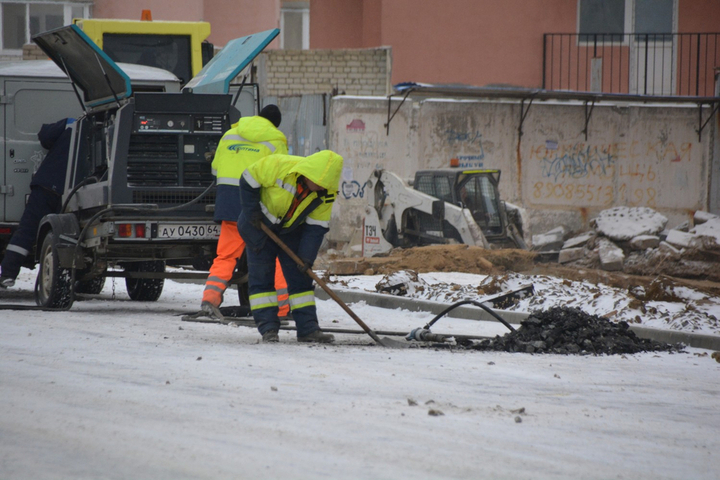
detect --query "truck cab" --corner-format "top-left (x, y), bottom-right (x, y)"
top-left (73, 17), bottom-right (213, 85)
top-left (3, 24), bottom-right (278, 308)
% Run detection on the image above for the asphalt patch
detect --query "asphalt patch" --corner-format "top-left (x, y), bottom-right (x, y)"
top-left (464, 306), bottom-right (685, 355)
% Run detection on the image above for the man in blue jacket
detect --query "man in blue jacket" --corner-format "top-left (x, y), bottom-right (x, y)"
top-left (0, 118), bottom-right (74, 288)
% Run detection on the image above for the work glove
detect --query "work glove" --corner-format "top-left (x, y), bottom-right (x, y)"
top-left (237, 210), bottom-right (267, 253)
top-left (249, 209), bottom-right (264, 229)
top-left (296, 258), bottom-right (313, 274)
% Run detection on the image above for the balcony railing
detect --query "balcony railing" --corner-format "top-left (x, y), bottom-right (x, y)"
top-left (543, 33), bottom-right (720, 97)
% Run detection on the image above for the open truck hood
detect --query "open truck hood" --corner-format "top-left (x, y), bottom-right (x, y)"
top-left (32, 24), bottom-right (132, 108)
top-left (183, 28), bottom-right (279, 94)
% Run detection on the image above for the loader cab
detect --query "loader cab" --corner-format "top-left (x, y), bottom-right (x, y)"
top-left (414, 168), bottom-right (506, 238)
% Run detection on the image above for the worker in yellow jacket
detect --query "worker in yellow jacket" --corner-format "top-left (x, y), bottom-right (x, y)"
top-left (238, 150), bottom-right (344, 343)
top-left (201, 105), bottom-right (289, 318)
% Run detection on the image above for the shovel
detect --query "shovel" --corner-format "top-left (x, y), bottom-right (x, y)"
top-left (259, 223), bottom-right (406, 348)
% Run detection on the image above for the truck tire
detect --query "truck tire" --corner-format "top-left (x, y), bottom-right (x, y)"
top-left (124, 260), bottom-right (165, 301)
top-left (35, 232), bottom-right (74, 309)
top-left (235, 252), bottom-right (250, 307)
top-left (75, 276), bottom-right (106, 295)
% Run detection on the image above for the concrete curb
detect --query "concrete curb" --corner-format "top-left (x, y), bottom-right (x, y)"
top-left (316, 288), bottom-right (720, 351)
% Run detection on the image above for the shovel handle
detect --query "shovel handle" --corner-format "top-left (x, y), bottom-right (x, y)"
top-left (259, 223), bottom-right (386, 346)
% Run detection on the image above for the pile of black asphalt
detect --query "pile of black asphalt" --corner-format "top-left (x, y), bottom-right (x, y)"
top-left (464, 306), bottom-right (685, 355)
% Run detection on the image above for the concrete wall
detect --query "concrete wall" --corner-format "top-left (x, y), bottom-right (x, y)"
top-left (327, 95), bottom-right (716, 247)
top-left (257, 48), bottom-right (391, 97)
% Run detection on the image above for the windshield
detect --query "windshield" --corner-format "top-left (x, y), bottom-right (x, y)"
top-left (459, 175), bottom-right (502, 235)
top-left (103, 34), bottom-right (191, 85)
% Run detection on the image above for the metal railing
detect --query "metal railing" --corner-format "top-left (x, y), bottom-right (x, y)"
top-left (543, 33), bottom-right (720, 97)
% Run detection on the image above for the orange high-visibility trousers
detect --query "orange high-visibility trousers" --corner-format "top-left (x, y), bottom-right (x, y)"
top-left (202, 221), bottom-right (288, 315)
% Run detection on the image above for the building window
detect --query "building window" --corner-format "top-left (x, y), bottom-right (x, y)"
top-left (634, 0), bottom-right (673, 34)
top-left (280, 1), bottom-right (309, 50)
top-left (578, 0), bottom-right (626, 36)
top-left (1, 1), bottom-right (92, 52)
top-left (578, 0), bottom-right (675, 37)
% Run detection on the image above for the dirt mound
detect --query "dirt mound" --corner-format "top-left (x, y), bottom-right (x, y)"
top-left (323, 244), bottom-right (720, 301)
top-left (466, 306), bottom-right (685, 355)
top-left (326, 245), bottom-right (537, 276)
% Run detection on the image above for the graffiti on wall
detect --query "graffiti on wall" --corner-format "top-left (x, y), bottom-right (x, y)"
top-left (528, 139), bottom-right (694, 208)
top-left (339, 119), bottom-right (393, 200)
top-left (443, 129), bottom-right (485, 167)
top-left (341, 179), bottom-right (371, 199)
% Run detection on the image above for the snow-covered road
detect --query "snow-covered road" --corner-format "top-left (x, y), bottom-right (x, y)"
top-left (1, 271), bottom-right (718, 480)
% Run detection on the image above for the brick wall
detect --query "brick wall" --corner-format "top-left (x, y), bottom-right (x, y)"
top-left (257, 47), bottom-right (391, 97)
top-left (22, 43), bottom-right (47, 60)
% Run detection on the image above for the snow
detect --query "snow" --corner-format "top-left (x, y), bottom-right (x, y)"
top-left (330, 271), bottom-right (720, 336)
top-left (691, 214), bottom-right (720, 243)
top-left (2, 267), bottom-right (719, 480)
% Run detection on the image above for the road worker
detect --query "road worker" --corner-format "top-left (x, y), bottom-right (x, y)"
top-left (237, 150), bottom-right (343, 343)
top-left (200, 105), bottom-right (290, 318)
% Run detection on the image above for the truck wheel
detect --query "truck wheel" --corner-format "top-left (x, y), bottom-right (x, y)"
top-left (75, 276), bottom-right (106, 295)
top-left (35, 232), bottom-right (74, 309)
top-left (235, 252), bottom-right (250, 306)
top-left (124, 261), bottom-right (165, 301)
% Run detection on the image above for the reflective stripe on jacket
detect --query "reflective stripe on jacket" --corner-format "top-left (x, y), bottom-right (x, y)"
top-left (242, 150), bottom-right (344, 230)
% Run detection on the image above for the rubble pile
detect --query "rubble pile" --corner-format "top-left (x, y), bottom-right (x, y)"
top-left (467, 306), bottom-right (684, 355)
top-left (533, 207), bottom-right (720, 281)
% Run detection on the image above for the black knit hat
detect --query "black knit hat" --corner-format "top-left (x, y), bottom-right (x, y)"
top-left (259, 104), bottom-right (282, 127)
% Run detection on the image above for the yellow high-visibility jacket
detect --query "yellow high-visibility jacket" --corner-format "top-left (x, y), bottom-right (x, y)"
top-left (238, 150), bottom-right (343, 261)
top-left (212, 116), bottom-right (287, 221)
top-left (241, 150), bottom-right (344, 231)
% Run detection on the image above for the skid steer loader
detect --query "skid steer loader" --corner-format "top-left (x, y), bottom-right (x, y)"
top-left (362, 168), bottom-right (526, 257)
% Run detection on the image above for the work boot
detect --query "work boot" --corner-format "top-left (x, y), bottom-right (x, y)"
top-left (297, 330), bottom-right (335, 344)
top-left (262, 330), bottom-right (279, 343)
top-left (0, 277), bottom-right (15, 289)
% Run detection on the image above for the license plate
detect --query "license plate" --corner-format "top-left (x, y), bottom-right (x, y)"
top-left (157, 223), bottom-right (220, 240)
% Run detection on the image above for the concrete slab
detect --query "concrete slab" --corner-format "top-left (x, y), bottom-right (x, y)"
top-left (598, 238), bottom-right (625, 271)
top-left (630, 235), bottom-right (660, 250)
top-left (558, 247), bottom-right (586, 264)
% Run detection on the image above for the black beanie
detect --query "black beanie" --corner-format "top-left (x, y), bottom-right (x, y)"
top-left (259, 104), bottom-right (282, 127)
